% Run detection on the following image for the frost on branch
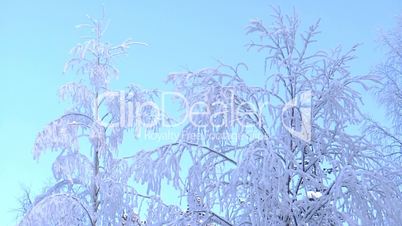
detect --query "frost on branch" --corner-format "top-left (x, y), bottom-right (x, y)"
top-left (59, 82), bottom-right (95, 115)
top-left (63, 15), bottom-right (145, 91)
top-left (33, 114), bottom-right (81, 159)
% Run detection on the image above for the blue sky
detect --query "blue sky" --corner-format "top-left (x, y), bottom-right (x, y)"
top-left (1, 0), bottom-right (401, 224)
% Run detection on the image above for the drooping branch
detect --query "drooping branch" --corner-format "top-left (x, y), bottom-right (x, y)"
top-left (19, 193), bottom-right (94, 226)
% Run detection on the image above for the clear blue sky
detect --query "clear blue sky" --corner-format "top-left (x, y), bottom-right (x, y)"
top-left (1, 0), bottom-right (401, 225)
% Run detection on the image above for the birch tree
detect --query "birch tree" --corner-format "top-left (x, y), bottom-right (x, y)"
top-left (131, 9), bottom-right (402, 225)
top-left (19, 14), bottom-right (178, 226)
top-left (367, 15), bottom-right (402, 154)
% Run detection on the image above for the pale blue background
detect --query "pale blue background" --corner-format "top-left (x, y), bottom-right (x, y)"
top-left (1, 0), bottom-right (401, 224)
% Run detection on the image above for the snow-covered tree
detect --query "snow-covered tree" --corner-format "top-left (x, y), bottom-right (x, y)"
top-left (362, 16), bottom-right (402, 225)
top-left (19, 14), bottom-right (179, 226)
top-left (130, 8), bottom-right (402, 225)
top-left (20, 8), bottom-right (402, 226)
top-left (367, 15), bottom-right (402, 154)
